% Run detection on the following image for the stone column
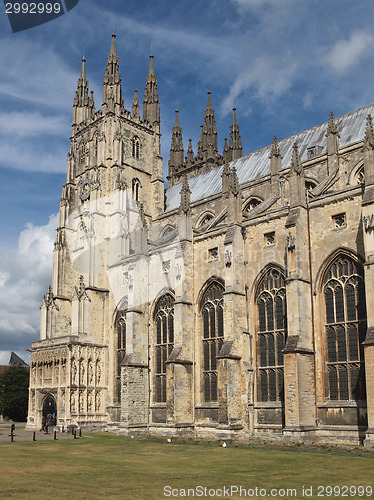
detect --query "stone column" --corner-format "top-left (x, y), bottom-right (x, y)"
top-left (283, 144), bottom-right (316, 441)
top-left (362, 114), bottom-right (374, 446)
top-left (217, 223), bottom-right (246, 431)
top-left (165, 211), bottom-right (194, 432)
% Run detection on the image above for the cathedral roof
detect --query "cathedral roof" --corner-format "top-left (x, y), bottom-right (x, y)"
top-left (165, 103), bottom-right (374, 211)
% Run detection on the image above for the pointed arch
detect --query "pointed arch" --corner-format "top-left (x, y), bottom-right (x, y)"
top-left (320, 251), bottom-right (367, 401)
top-left (132, 177), bottom-right (141, 201)
top-left (114, 298), bottom-right (128, 402)
top-left (199, 278), bottom-right (225, 402)
top-left (242, 196), bottom-right (262, 214)
top-left (315, 247), bottom-right (364, 295)
top-left (153, 291), bottom-right (175, 403)
top-left (255, 266), bottom-right (287, 403)
top-left (131, 136), bottom-right (140, 159)
top-left (348, 158), bottom-right (365, 186)
top-left (195, 210), bottom-right (215, 229)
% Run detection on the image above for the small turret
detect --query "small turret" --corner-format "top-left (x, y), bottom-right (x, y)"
top-left (186, 139), bottom-right (194, 166)
top-left (103, 33), bottom-right (124, 114)
top-left (143, 55), bottom-right (160, 127)
top-left (269, 135), bottom-right (282, 197)
top-left (363, 114), bottom-right (374, 190)
top-left (288, 143), bottom-right (306, 208)
top-left (180, 176), bottom-right (191, 215)
top-left (201, 90), bottom-right (218, 159)
top-left (326, 111), bottom-right (339, 174)
top-left (132, 89), bottom-right (140, 119)
top-left (73, 57), bottom-right (95, 125)
top-left (169, 110), bottom-right (184, 178)
top-left (228, 108), bottom-right (242, 160)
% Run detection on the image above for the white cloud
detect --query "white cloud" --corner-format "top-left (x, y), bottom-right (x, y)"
top-left (0, 112), bottom-right (67, 138)
top-left (222, 56), bottom-right (297, 114)
top-left (0, 137), bottom-right (67, 173)
top-left (0, 37), bottom-right (76, 109)
top-left (323, 30), bottom-right (374, 75)
top-left (0, 214), bottom-right (58, 354)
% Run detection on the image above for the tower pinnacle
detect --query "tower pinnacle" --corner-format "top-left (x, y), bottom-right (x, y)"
top-left (143, 54), bottom-right (160, 127)
top-left (103, 33), bottom-right (123, 113)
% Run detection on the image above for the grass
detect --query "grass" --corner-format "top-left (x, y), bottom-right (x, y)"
top-left (0, 433), bottom-right (373, 499)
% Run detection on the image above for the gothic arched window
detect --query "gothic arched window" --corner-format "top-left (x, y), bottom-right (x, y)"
top-left (323, 255), bottom-right (367, 401)
top-left (154, 293), bottom-right (174, 403)
top-left (132, 178), bottom-right (141, 201)
top-left (132, 136), bottom-right (140, 159)
top-left (115, 312), bottom-right (126, 402)
top-left (256, 268), bottom-right (287, 402)
top-left (201, 280), bottom-right (224, 402)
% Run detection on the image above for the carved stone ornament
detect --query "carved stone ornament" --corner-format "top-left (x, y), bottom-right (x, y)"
top-left (123, 272), bottom-right (133, 289)
top-left (286, 232), bottom-right (296, 252)
top-left (363, 214), bottom-right (374, 232)
top-left (224, 249), bottom-right (232, 268)
top-left (175, 263), bottom-right (182, 281)
top-left (43, 285), bottom-right (59, 310)
top-left (75, 275), bottom-right (91, 302)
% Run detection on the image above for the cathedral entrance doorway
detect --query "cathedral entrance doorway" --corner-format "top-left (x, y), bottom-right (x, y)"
top-left (42, 394), bottom-right (57, 426)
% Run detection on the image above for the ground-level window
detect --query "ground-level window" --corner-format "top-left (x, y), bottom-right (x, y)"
top-left (154, 293), bottom-right (174, 403)
top-left (201, 280), bottom-right (224, 402)
top-left (256, 268), bottom-right (287, 402)
top-left (115, 312), bottom-right (126, 402)
top-left (323, 255), bottom-right (367, 401)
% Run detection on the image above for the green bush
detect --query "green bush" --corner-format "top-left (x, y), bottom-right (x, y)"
top-left (0, 366), bottom-right (29, 422)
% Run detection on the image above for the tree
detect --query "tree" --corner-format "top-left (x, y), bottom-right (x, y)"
top-left (0, 366), bottom-right (29, 422)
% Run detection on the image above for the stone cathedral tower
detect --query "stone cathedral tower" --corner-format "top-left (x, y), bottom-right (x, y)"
top-left (27, 34), bottom-right (164, 427)
top-left (28, 35), bottom-right (374, 446)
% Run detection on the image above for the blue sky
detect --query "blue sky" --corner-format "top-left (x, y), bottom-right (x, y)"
top-left (1, 0), bottom-right (374, 364)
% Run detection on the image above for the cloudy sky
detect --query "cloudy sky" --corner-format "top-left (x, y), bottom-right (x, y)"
top-left (0, 0), bottom-right (374, 364)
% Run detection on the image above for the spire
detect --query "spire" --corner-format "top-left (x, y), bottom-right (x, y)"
top-left (143, 54), bottom-right (160, 127)
top-left (291, 142), bottom-right (303, 175)
top-left (132, 89), bottom-right (140, 119)
top-left (270, 135), bottom-right (281, 159)
top-left (169, 110), bottom-right (184, 177)
top-left (227, 165), bottom-right (242, 224)
top-left (364, 114), bottom-right (374, 151)
top-left (103, 33), bottom-right (123, 113)
top-left (229, 166), bottom-right (240, 197)
top-left (363, 114), bottom-right (374, 191)
top-left (186, 138), bottom-right (194, 166)
top-left (326, 111), bottom-right (338, 136)
top-left (80, 56), bottom-right (86, 81)
top-left (326, 112), bottom-right (339, 173)
top-left (229, 108), bottom-right (243, 161)
top-left (73, 57), bottom-right (94, 125)
top-left (200, 90), bottom-right (218, 159)
top-left (110, 31), bottom-right (117, 55)
top-left (289, 143), bottom-right (306, 208)
top-left (148, 54), bottom-right (155, 75)
top-left (270, 135), bottom-right (282, 196)
top-left (223, 137), bottom-right (230, 164)
top-left (180, 176), bottom-right (191, 215)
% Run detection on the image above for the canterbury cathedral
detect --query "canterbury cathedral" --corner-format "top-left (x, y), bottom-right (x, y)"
top-left (27, 34), bottom-right (374, 446)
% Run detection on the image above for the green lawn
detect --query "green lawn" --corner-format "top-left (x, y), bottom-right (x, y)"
top-left (0, 433), bottom-right (373, 499)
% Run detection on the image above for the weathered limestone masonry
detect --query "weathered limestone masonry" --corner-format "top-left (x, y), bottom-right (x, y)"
top-left (28, 35), bottom-right (374, 445)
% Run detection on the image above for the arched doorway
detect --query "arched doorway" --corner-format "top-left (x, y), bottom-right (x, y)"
top-left (42, 394), bottom-right (57, 425)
